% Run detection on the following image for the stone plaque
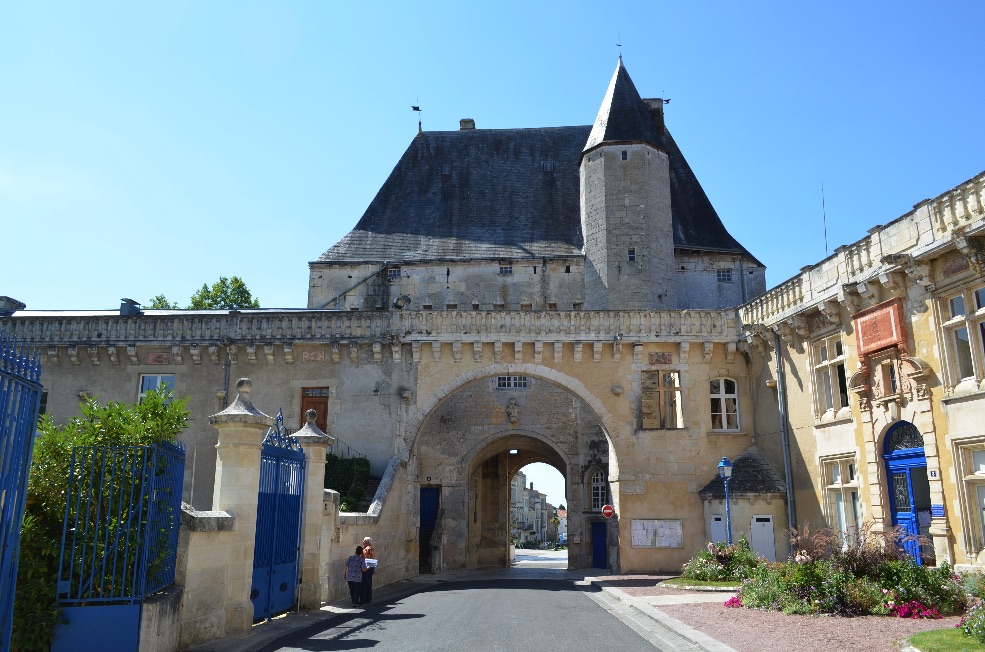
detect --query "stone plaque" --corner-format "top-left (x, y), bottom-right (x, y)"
top-left (854, 298), bottom-right (906, 356)
top-left (302, 350), bottom-right (326, 363)
top-left (940, 254), bottom-right (969, 278)
top-left (648, 352), bottom-right (672, 365)
top-left (146, 352), bottom-right (169, 365)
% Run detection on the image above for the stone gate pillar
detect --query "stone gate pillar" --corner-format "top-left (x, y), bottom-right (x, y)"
top-left (291, 409), bottom-right (335, 609)
top-left (208, 378), bottom-right (273, 637)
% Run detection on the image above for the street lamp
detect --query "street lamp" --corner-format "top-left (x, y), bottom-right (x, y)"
top-left (718, 456), bottom-right (734, 546)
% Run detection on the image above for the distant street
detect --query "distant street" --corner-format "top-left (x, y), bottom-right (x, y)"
top-left (262, 550), bottom-right (664, 651)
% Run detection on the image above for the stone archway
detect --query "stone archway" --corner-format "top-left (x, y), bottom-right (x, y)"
top-left (411, 370), bottom-right (615, 571)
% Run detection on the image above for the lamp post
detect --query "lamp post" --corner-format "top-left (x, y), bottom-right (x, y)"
top-left (718, 456), bottom-right (734, 546)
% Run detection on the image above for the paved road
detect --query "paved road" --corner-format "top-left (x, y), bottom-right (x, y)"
top-left (261, 551), bottom-right (664, 651)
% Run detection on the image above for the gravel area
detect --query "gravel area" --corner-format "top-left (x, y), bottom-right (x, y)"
top-left (595, 575), bottom-right (963, 652)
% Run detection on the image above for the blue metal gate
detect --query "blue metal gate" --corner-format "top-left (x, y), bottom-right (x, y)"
top-left (0, 332), bottom-right (42, 651)
top-left (53, 441), bottom-right (186, 651)
top-left (252, 410), bottom-right (305, 622)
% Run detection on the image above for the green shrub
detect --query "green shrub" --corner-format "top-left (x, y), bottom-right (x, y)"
top-left (964, 572), bottom-right (985, 600)
top-left (961, 602), bottom-right (985, 643)
top-left (325, 454), bottom-right (371, 511)
top-left (680, 536), bottom-right (762, 582)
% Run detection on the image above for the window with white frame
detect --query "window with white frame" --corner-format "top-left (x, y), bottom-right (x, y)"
top-left (709, 378), bottom-right (739, 430)
top-left (940, 285), bottom-right (985, 385)
top-left (956, 440), bottom-right (985, 558)
top-left (591, 470), bottom-right (606, 511)
top-left (822, 456), bottom-right (861, 544)
top-left (717, 268), bottom-right (733, 283)
top-left (497, 375), bottom-right (528, 389)
top-left (812, 335), bottom-right (849, 418)
top-left (138, 374), bottom-right (174, 402)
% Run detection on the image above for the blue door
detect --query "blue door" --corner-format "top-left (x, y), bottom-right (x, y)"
top-left (420, 487), bottom-right (440, 572)
top-left (884, 421), bottom-right (930, 565)
top-left (591, 521), bottom-right (607, 569)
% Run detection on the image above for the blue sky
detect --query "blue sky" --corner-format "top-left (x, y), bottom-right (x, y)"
top-left (3, 1), bottom-right (985, 312)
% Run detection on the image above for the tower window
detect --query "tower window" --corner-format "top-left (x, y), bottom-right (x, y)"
top-left (717, 269), bottom-right (733, 283)
top-left (387, 266), bottom-right (401, 280)
top-left (628, 248), bottom-right (636, 262)
top-left (499, 263), bottom-right (513, 275)
top-left (621, 151), bottom-right (628, 161)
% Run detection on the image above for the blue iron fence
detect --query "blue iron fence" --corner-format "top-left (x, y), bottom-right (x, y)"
top-left (0, 332), bottom-right (42, 651)
top-left (57, 441), bottom-right (186, 606)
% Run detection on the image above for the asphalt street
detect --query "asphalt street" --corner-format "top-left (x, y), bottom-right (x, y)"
top-left (260, 576), bottom-right (663, 652)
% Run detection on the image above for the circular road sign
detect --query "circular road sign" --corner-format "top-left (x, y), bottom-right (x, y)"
top-left (601, 504), bottom-right (615, 518)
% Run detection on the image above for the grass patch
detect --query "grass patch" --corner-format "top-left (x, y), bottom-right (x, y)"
top-left (908, 628), bottom-right (985, 652)
top-left (661, 577), bottom-right (739, 589)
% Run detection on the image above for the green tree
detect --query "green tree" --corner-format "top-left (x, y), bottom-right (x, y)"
top-left (188, 276), bottom-right (260, 309)
top-left (13, 389), bottom-right (189, 651)
top-left (146, 294), bottom-right (179, 309)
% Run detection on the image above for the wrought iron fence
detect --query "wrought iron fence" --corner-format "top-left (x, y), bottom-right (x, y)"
top-left (56, 441), bottom-right (186, 605)
top-left (0, 331), bottom-right (42, 651)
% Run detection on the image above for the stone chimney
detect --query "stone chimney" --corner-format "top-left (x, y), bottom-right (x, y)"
top-left (643, 98), bottom-right (665, 133)
top-left (120, 298), bottom-right (142, 316)
top-left (0, 296), bottom-right (26, 317)
top-left (459, 118), bottom-right (476, 131)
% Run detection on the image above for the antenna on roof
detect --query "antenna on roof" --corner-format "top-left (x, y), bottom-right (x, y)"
top-left (412, 100), bottom-right (422, 134)
top-left (822, 182), bottom-right (829, 257)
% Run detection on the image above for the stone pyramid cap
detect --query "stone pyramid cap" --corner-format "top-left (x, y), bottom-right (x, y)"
top-left (293, 409), bottom-right (335, 445)
top-left (583, 57), bottom-right (664, 154)
top-left (208, 378), bottom-right (274, 426)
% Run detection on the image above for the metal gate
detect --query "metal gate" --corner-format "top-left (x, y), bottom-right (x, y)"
top-left (53, 441), bottom-right (186, 651)
top-left (0, 332), bottom-right (42, 651)
top-left (252, 410), bottom-right (305, 622)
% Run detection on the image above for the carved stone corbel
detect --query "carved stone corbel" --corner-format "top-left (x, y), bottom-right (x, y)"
top-left (392, 341), bottom-right (402, 363)
top-left (452, 341), bottom-right (461, 363)
top-left (171, 345), bottom-right (183, 365)
top-left (849, 368), bottom-right (871, 412)
top-left (679, 341), bottom-right (690, 362)
top-left (68, 346), bottom-right (81, 365)
top-left (107, 346), bottom-right (119, 365)
top-left (331, 341), bottom-right (340, 364)
top-left (245, 345), bottom-right (257, 364)
top-left (856, 281), bottom-right (879, 304)
top-left (703, 341), bottom-right (714, 364)
top-left (633, 343), bottom-right (643, 365)
top-left (878, 270), bottom-right (905, 295)
top-left (283, 344), bottom-right (294, 364)
top-left (128, 345), bottom-right (139, 365)
top-left (473, 341), bottom-right (483, 363)
top-left (775, 321), bottom-right (795, 344)
top-left (534, 341), bottom-right (543, 364)
top-left (725, 341), bottom-right (737, 364)
top-left (593, 341), bottom-right (602, 363)
top-left (838, 284), bottom-right (861, 311)
top-left (87, 346), bottom-right (99, 365)
top-left (514, 341), bottom-right (523, 363)
top-left (820, 299), bottom-right (841, 324)
top-left (264, 344), bottom-right (275, 364)
top-left (955, 233), bottom-right (985, 275)
top-left (789, 315), bottom-right (809, 338)
top-left (349, 342), bottom-right (359, 364)
top-left (430, 342), bottom-right (441, 363)
top-left (573, 342), bottom-right (583, 363)
top-left (46, 346), bottom-right (59, 365)
top-left (208, 345), bottom-right (219, 364)
top-left (611, 340), bottom-right (621, 363)
top-left (412, 341), bottom-right (421, 363)
top-left (742, 323), bottom-right (769, 354)
top-left (190, 344), bottom-right (202, 365)
top-left (373, 341), bottom-right (383, 363)
top-left (226, 345), bottom-right (238, 365)
top-left (493, 341), bottom-right (503, 363)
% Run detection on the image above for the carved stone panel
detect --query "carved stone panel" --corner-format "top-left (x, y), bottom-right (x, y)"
top-left (853, 298), bottom-right (907, 356)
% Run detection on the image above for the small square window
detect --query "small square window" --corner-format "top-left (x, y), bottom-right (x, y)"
top-left (565, 265), bottom-right (571, 274)
top-left (572, 302), bottom-right (584, 311)
top-left (621, 150), bottom-right (628, 161)
top-left (422, 304), bottom-right (433, 310)
top-left (499, 263), bottom-right (513, 275)
top-left (628, 247), bottom-right (636, 262)
top-left (717, 269), bottom-right (733, 283)
top-left (493, 303), bottom-right (505, 311)
top-left (472, 303), bottom-right (480, 310)
top-left (446, 303), bottom-right (457, 310)
top-left (387, 266), bottom-right (401, 280)
top-left (547, 302), bottom-right (557, 310)
top-left (520, 303), bottom-right (532, 311)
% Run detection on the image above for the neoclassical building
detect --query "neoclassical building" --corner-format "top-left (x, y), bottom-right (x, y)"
top-left (4, 58), bottom-right (985, 579)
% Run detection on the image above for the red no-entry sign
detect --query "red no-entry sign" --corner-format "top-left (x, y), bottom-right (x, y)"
top-left (601, 504), bottom-right (615, 518)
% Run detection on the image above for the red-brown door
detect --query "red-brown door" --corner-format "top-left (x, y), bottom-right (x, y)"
top-left (300, 388), bottom-right (329, 432)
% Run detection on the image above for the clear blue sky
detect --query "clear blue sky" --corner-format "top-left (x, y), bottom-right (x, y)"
top-left (3, 1), bottom-right (984, 310)
top-left (520, 463), bottom-right (567, 511)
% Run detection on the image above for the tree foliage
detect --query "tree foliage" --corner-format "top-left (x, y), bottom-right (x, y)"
top-left (147, 276), bottom-right (259, 310)
top-left (13, 389), bottom-right (189, 651)
top-left (188, 276), bottom-right (259, 309)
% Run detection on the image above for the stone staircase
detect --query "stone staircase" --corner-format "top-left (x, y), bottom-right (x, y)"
top-left (351, 475), bottom-right (382, 513)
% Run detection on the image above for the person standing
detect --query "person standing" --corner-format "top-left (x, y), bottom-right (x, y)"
top-left (343, 545), bottom-right (366, 606)
top-left (361, 536), bottom-right (376, 604)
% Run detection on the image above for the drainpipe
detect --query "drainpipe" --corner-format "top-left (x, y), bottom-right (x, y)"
top-left (774, 329), bottom-right (797, 532)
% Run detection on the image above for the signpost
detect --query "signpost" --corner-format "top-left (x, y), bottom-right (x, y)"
top-left (601, 504), bottom-right (615, 518)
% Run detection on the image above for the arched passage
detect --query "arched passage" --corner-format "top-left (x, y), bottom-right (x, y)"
top-left (412, 370), bottom-right (616, 571)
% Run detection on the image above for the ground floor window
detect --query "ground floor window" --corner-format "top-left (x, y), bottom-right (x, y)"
top-left (822, 456), bottom-right (861, 544)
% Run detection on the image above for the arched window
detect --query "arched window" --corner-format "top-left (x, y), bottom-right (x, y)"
top-left (710, 378), bottom-right (739, 431)
top-left (591, 470), bottom-right (606, 511)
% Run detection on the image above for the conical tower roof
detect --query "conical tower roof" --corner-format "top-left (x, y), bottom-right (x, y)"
top-left (583, 57), bottom-right (664, 154)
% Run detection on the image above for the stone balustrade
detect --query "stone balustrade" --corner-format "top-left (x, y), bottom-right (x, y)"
top-left (742, 171), bottom-right (985, 327)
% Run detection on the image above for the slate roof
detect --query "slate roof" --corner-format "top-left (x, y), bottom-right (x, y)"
top-left (316, 61), bottom-right (758, 265)
top-left (583, 57), bottom-right (664, 153)
top-left (698, 446), bottom-right (787, 499)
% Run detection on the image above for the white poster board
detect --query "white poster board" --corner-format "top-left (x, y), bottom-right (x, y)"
top-left (631, 519), bottom-right (682, 548)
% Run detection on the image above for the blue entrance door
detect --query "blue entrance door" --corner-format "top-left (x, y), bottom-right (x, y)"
top-left (420, 487), bottom-right (440, 572)
top-left (591, 521), bottom-right (607, 569)
top-left (884, 421), bottom-right (930, 565)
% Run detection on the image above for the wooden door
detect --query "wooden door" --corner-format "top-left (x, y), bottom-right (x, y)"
top-left (300, 388), bottom-right (329, 432)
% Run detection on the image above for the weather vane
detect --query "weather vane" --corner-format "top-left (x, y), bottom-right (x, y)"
top-left (412, 100), bottom-right (422, 134)
top-left (617, 32), bottom-right (622, 59)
